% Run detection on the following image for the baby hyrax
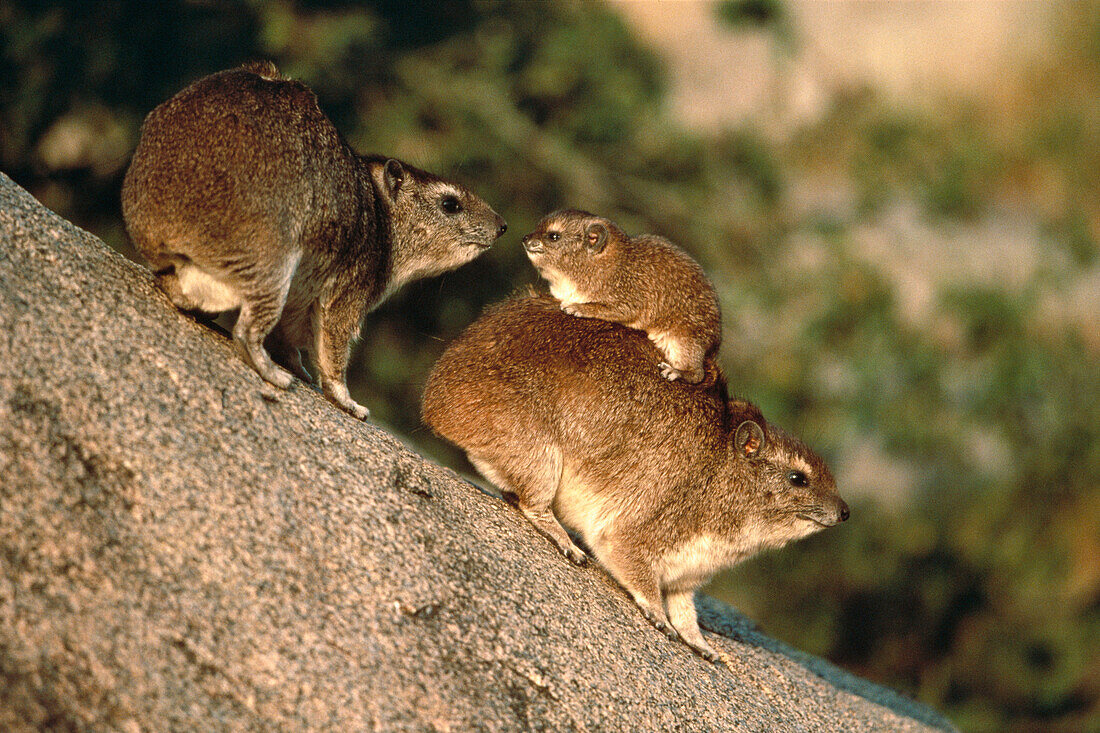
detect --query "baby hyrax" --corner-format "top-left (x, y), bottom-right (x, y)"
top-left (423, 295), bottom-right (849, 662)
top-left (122, 61), bottom-right (506, 419)
top-left (522, 210), bottom-right (720, 384)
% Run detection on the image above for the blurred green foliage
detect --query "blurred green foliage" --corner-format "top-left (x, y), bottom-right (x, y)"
top-left (715, 0), bottom-right (794, 51)
top-left (2, 1), bottom-right (1098, 730)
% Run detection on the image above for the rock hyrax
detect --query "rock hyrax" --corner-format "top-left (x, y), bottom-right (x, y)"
top-left (122, 61), bottom-right (507, 419)
top-left (522, 210), bottom-right (720, 384)
top-left (422, 295), bottom-right (848, 662)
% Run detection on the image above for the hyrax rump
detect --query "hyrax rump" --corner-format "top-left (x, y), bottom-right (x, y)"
top-left (422, 295), bottom-right (849, 662)
top-left (522, 210), bottom-right (720, 384)
top-left (122, 61), bottom-right (506, 419)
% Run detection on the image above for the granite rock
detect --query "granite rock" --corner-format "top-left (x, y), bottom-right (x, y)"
top-left (0, 172), bottom-right (955, 732)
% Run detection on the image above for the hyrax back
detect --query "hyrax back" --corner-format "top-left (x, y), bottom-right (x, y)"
top-left (423, 295), bottom-right (848, 662)
top-left (521, 210), bottom-right (721, 384)
top-left (122, 61), bottom-right (506, 419)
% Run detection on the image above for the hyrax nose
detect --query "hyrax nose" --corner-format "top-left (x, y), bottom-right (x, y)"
top-left (838, 499), bottom-right (850, 522)
top-left (495, 218), bottom-right (508, 239)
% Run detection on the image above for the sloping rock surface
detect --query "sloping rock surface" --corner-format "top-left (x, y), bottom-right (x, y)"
top-left (0, 172), bottom-right (955, 731)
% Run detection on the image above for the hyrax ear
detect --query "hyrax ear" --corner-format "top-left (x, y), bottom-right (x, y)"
top-left (734, 420), bottom-right (766, 459)
top-left (383, 159), bottom-right (405, 198)
top-left (585, 222), bottom-right (609, 253)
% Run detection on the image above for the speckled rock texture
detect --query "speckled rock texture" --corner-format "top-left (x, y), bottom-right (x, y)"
top-left (0, 172), bottom-right (956, 732)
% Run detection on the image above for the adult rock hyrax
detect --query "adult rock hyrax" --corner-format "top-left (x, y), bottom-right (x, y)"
top-left (422, 295), bottom-right (849, 662)
top-left (522, 210), bottom-right (720, 384)
top-left (122, 61), bottom-right (507, 419)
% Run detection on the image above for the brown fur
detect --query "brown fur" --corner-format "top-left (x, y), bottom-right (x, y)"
top-left (522, 210), bottom-right (721, 383)
top-left (122, 62), bottom-right (506, 419)
top-left (422, 295), bottom-right (849, 662)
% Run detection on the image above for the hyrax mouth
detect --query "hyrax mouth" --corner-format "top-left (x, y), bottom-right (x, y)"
top-left (463, 231), bottom-right (497, 250)
top-left (797, 512), bottom-right (837, 528)
top-left (521, 234), bottom-right (545, 254)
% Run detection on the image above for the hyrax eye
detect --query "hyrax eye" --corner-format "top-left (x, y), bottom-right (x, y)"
top-left (441, 196), bottom-right (463, 215)
top-left (788, 470), bottom-right (809, 487)
top-left (547, 231), bottom-right (561, 242)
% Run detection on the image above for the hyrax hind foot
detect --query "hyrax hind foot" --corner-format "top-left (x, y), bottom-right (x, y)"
top-left (233, 308), bottom-right (295, 390)
top-left (247, 353), bottom-right (295, 390)
top-left (658, 362), bottom-right (682, 381)
top-left (658, 361), bottom-right (704, 384)
top-left (233, 331), bottom-right (294, 389)
top-left (683, 638), bottom-right (721, 663)
top-left (561, 302), bottom-right (599, 318)
top-left (637, 604), bottom-right (681, 641)
top-left (561, 543), bottom-right (588, 566)
top-left (516, 504), bottom-right (588, 566)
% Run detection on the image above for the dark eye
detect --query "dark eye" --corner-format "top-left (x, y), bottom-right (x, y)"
top-left (547, 231), bottom-right (560, 242)
top-left (788, 470), bottom-right (808, 488)
top-left (441, 196), bottom-right (462, 215)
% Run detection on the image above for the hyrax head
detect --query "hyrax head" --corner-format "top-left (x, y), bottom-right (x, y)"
top-left (521, 209), bottom-right (622, 290)
top-left (726, 409), bottom-right (849, 548)
top-left (366, 156), bottom-right (507, 277)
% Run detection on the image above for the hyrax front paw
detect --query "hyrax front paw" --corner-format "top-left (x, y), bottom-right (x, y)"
top-left (659, 362), bottom-right (683, 382)
top-left (325, 382), bottom-right (370, 420)
top-left (338, 399), bottom-right (370, 421)
top-left (561, 303), bottom-right (585, 317)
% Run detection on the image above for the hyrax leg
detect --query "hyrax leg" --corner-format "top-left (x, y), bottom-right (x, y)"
top-left (468, 450), bottom-right (588, 566)
top-left (600, 544), bottom-right (678, 640)
top-left (310, 290), bottom-right (370, 419)
top-left (235, 306), bottom-right (294, 389)
top-left (231, 253), bottom-right (301, 390)
top-left (666, 589), bottom-right (720, 662)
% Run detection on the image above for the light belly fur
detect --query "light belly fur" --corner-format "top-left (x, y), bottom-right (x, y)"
top-left (552, 465), bottom-right (620, 551)
top-left (176, 264), bottom-right (241, 312)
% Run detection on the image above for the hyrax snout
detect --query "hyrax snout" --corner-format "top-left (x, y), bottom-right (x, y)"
top-left (423, 295), bottom-right (848, 662)
top-left (522, 210), bottom-right (721, 384)
top-left (122, 61), bottom-right (506, 419)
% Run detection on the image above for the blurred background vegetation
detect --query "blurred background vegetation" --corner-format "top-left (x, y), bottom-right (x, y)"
top-left (2, 1), bottom-right (1097, 730)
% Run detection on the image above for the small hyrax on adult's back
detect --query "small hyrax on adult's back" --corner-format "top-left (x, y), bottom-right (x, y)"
top-left (122, 61), bottom-right (506, 418)
top-left (423, 295), bottom-right (848, 662)
top-left (522, 210), bottom-right (720, 383)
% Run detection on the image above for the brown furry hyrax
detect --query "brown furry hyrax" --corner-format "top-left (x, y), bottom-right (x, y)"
top-left (122, 61), bottom-right (506, 419)
top-left (522, 210), bottom-right (720, 384)
top-left (422, 295), bottom-right (848, 662)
